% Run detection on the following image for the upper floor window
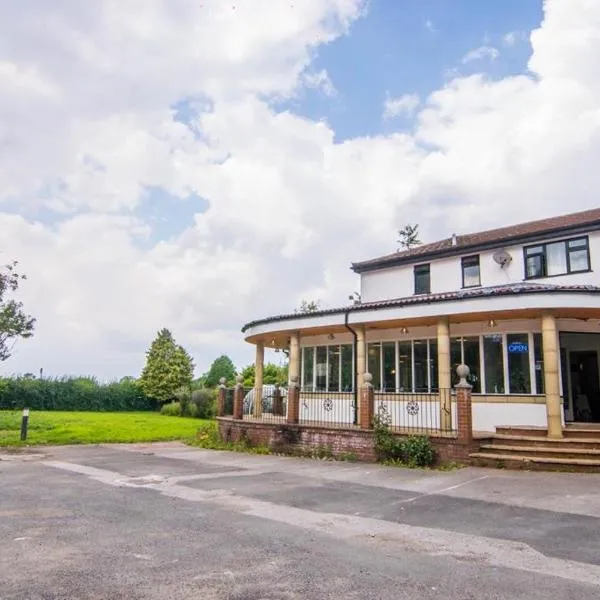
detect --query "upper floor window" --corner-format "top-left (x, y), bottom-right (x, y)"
top-left (462, 255), bottom-right (481, 288)
top-left (414, 264), bottom-right (430, 295)
top-left (524, 236), bottom-right (590, 279)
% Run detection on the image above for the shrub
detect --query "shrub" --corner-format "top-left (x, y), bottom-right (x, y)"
top-left (191, 389), bottom-right (216, 419)
top-left (0, 376), bottom-right (154, 412)
top-left (160, 401), bottom-right (181, 417)
top-left (373, 413), bottom-right (436, 467)
top-left (174, 387), bottom-right (191, 416)
top-left (373, 413), bottom-right (403, 461)
top-left (186, 402), bottom-right (199, 418)
top-left (401, 436), bottom-right (436, 468)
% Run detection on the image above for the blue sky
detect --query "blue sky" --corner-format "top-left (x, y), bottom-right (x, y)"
top-left (139, 0), bottom-right (544, 241)
top-left (14, 0), bottom-right (600, 380)
top-left (284, 0), bottom-right (543, 141)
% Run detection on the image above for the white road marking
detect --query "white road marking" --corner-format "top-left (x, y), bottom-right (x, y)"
top-left (44, 460), bottom-right (600, 587)
top-left (390, 475), bottom-right (491, 505)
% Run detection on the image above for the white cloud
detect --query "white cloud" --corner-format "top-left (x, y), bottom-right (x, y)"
top-left (302, 69), bottom-right (337, 96)
top-left (503, 31), bottom-right (526, 47)
top-left (461, 45), bottom-right (500, 64)
top-left (425, 19), bottom-right (437, 33)
top-left (383, 93), bottom-right (420, 119)
top-left (2, 0), bottom-right (600, 380)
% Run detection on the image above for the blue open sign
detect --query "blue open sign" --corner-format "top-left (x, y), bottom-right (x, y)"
top-left (508, 342), bottom-right (529, 353)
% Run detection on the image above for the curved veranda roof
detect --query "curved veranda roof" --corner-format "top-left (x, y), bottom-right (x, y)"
top-left (242, 282), bottom-right (600, 334)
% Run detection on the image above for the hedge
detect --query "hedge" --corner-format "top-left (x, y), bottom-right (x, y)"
top-left (0, 376), bottom-right (155, 412)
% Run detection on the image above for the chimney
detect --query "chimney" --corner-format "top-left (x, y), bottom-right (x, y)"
top-left (451, 233), bottom-right (457, 246)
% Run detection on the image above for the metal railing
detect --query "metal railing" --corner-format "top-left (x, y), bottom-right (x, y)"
top-left (230, 385), bottom-right (455, 435)
top-left (223, 388), bottom-right (234, 416)
top-left (374, 389), bottom-right (455, 435)
top-left (242, 386), bottom-right (287, 422)
top-left (299, 391), bottom-right (356, 428)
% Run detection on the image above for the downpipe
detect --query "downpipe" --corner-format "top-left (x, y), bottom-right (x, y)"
top-left (344, 311), bottom-right (359, 425)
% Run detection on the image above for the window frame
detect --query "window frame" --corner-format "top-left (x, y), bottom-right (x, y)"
top-left (413, 263), bottom-right (431, 295)
top-left (461, 254), bottom-right (481, 288)
top-left (301, 344), bottom-right (355, 392)
top-left (523, 236), bottom-right (591, 280)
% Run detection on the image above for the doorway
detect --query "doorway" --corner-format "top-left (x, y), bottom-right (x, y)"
top-left (569, 351), bottom-right (600, 422)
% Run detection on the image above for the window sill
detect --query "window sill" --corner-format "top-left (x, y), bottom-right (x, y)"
top-left (524, 269), bottom-right (593, 281)
top-left (461, 284), bottom-right (482, 290)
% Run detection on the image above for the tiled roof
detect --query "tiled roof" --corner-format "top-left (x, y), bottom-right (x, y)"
top-left (241, 283), bottom-right (600, 333)
top-left (352, 207), bottom-right (600, 273)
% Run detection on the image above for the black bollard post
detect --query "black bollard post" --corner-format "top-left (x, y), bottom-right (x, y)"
top-left (20, 408), bottom-right (29, 442)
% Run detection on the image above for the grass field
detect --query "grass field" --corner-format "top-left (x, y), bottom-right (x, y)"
top-left (0, 411), bottom-right (210, 447)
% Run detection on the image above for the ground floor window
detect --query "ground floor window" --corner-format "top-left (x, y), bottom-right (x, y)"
top-left (483, 334), bottom-right (505, 393)
top-left (534, 333), bottom-right (544, 394)
top-left (301, 344), bottom-right (354, 392)
top-left (367, 339), bottom-right (438, 393)
top-left (507, 334), bottom-right (531, 394)
top-left (451, 336), bottom-right (481, 393)
top-left (301, 330), bottom-right (546, 395)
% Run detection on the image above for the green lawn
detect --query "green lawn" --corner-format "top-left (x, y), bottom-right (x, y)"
top-left (0, 411), bottom-right (210, 447)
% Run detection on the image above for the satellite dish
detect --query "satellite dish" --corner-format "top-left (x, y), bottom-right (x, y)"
top-left (492, 249), bottom-right (512, 268)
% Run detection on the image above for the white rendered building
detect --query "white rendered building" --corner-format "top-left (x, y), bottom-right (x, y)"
top-left (242, 208), bottom-right (600, 436)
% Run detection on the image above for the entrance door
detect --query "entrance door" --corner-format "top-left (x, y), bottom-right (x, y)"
top-left (570, 351), bottom-right (600, 422)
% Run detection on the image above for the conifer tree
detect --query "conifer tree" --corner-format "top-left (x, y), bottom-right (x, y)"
top-left (139, 329), bottom-right (194, 403)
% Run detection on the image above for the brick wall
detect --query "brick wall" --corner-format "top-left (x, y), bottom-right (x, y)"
top-left (217, 418), bottom-right (485, 464)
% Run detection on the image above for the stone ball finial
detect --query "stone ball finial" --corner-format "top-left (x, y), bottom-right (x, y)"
top-left (456, 364), bottom-right (470, 379)
top-left (235, 374), bottom-right (244, 385)
top-left (219, 377), bottom-right (226, 386)
top-left (363, 372), bottom-right (373, 386)
top-left (456, 364), bottom-right (471, 388)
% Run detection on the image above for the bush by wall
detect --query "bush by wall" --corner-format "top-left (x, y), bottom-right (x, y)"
top-left (373, 414), bottom-right (436, 467)
top-left (0, 376), bottom-right (155, 412)
top-left (164, 388), bottom-right (216, 419)
top-left (190, 389), bottom-right (216, 419)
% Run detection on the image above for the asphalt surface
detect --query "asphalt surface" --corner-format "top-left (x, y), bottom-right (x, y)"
top-left (3, 443), bottom-right (600, 599)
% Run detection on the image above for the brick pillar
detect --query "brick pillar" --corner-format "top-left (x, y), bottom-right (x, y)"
top-left (272, 384), bottom-right (283, 416)
top-left (455, 364), bottom-right (473, 444)
top-left (217, 377), bottom-right (226, 417)
top-left (287, 375), bottom-right (300, 424)
top-left (359, 372), bottom-right (374, 429)
top-left (233, 375), bottom-right (244, 420)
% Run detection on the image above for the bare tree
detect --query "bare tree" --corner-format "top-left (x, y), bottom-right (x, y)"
top-left (295, 299), bottom-right (321, 314)
top-left (0, 261), bottom-right (35, 361)
top-left (397, 224), bottom-right (421, 250)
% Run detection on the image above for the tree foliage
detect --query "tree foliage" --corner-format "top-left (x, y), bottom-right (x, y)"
top-left (139, 329), bottom-right (194, 403)
top-left (0, 261), bottom-right (35, 361)
top-left (241, 363), bottom-right (288, 387)
top-left (0, 375), bottom-right (152, 411)
top-left (397, 224), bottom-right (421, 250)
top-left (204, 355), bottom-right (236, 387)
top-left (296, 299), bottom-right (321, 313)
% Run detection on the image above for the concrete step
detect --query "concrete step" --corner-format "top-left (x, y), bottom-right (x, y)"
top-left (469, 452), bottom-right (600, 473)
top-left (490, 433), bottom-right (600, 451)
top-left (479, 444), bottom-right (600, 460)
top-left (564, 427), bottom-right (600, 439)
top-left (495, 426), bottom-right (548, 437)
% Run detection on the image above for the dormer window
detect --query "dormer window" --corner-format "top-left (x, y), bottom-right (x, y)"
top-left (524, 236), bottom-right (590, 279)
top-left (462, 255), bottom-right (481, 288)
top-left (414, 264), bottom-right (430, 295)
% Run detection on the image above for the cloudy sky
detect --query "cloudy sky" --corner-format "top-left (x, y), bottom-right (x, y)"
top-left (2, 0), bottom-right (599, 380)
